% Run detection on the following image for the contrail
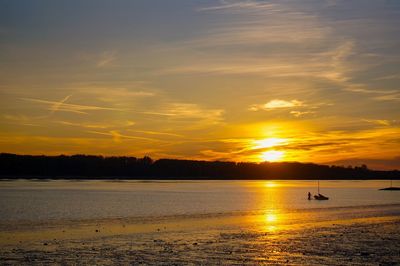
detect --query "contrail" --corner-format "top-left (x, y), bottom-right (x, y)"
top-left (50, 94), bottom-right (72, 114)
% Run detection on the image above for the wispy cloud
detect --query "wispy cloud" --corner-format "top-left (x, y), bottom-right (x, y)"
top-left (197, 0), bottom-right (278, 13)
top-left (163, 41), bottom-right (357, 85)
top-left (65, 85), bottom-right (157, 107)
top-left (343, 85), bottom-right (397, 94)
top-left (249, 99), bottom-right (304, 111)
top-left (2, 114), bottom-right (42, 127)
top-left (78, 86), bottom-right (156, 99)
top-left (137, 103), bottom-right (224, 126)
top-left (96, 50), bottom-right (117, 68)
top-left (195, 0), bottom-right (327, 45)
top-left (57, 120), bottom-right (135, 129)
top-left (156, 0), bottom-right (349, 83)
top-left (147, 103), bottom-right (224, 131)
top-left (163, 103), bottom-right (223, 118)
top-left (290, 110), bottom-right (315, 117)
top-left (163, 1), bottom-right (387, 100)
top-left (21, 97), bottom-right (123, 114)
top-left (87, 130), bottom-right (159, 142)
top-left (129, 130), bottom-right (183, 138)
top-left (372, 92), bottom-right (400, 101)
top-left (362, 119), bottom-right (392, 126)
top-left (374, 73), bottom-right (400, 81)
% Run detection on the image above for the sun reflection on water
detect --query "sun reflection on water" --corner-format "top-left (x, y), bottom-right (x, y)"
top-left (251, 181), bottom-right (286, 232)
top-left (262, 211), bottom-right (280, 232)
top-left (265, 213), bottom-right (278, 223)
top-left (264, 181), bottom-right (278, 188)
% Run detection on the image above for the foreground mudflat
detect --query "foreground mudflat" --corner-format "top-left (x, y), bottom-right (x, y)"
top-left (1, 214), bottom-right (399, 265)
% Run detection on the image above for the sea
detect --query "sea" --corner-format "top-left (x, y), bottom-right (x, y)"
top-left (0, 180), bottom-right (399, 222)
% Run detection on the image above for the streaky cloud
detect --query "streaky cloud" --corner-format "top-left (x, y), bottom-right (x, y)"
top-left (86, 130), bottom-right (160, 142)
top-left (21, 97), bottom-right (124, 114)
top-left (197, 0), bottom-right (278, 13)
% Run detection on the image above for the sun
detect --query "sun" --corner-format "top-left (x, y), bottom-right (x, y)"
top-left (261, 150), bottom-right (284, 162)
top-left (250, 137), bottom-right (287, 162)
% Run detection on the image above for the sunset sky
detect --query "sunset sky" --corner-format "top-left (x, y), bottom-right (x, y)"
top-left (1, 0), bottom-right (399, 170)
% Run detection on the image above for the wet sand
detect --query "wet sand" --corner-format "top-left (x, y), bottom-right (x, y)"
top-left (1, 206), bottom-right (399, 265)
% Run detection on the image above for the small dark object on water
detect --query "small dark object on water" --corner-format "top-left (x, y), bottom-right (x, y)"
top-left (95, 229), bottom-right (99, 232)
top-left (193, 242), bottom-right (198, 245)
top-left (379, 187), bottom-right (400, 190)
top-left (314, 194), bottom-right (329, 200)
top-left (314, 180), bottom-right (329, 200)
top-left (43, 243), bottom-right (48, 246)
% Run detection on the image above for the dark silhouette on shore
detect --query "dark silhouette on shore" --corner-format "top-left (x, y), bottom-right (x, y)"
top-left (0, 153), bottom-right (399, 180)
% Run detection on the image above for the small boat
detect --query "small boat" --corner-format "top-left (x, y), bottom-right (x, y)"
top-left (314, 194), bottom-right (329, 200)
top-left (314, 180), bottom-right (329, 200)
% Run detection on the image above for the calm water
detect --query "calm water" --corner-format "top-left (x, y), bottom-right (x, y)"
top-left (0, 180), bottom-right (399, 222)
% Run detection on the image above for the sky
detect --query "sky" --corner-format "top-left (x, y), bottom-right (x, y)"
top-left (1, 0), bottom-right (400, 170)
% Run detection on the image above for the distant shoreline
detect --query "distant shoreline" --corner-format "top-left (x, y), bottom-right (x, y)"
top-left (1, 153), bottom-right (399, 180)
top-left (0, 176), bottom-right (399, 181)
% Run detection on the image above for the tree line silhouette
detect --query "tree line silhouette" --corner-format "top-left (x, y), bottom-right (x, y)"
top-left (0, 153), bottom-right (399, 180)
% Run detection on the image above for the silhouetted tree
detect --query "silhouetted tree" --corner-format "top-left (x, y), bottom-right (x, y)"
top-left (0, 153), bottom-right (398, 180)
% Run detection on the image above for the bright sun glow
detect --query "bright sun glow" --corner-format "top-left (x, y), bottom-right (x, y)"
top-left (253, 137), bottom-right (286, 149)
top-left (261, 150), bottom-right (284, 162)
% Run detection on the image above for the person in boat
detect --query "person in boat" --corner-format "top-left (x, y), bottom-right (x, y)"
top-left (308, 192), bottom-right (311, 200)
